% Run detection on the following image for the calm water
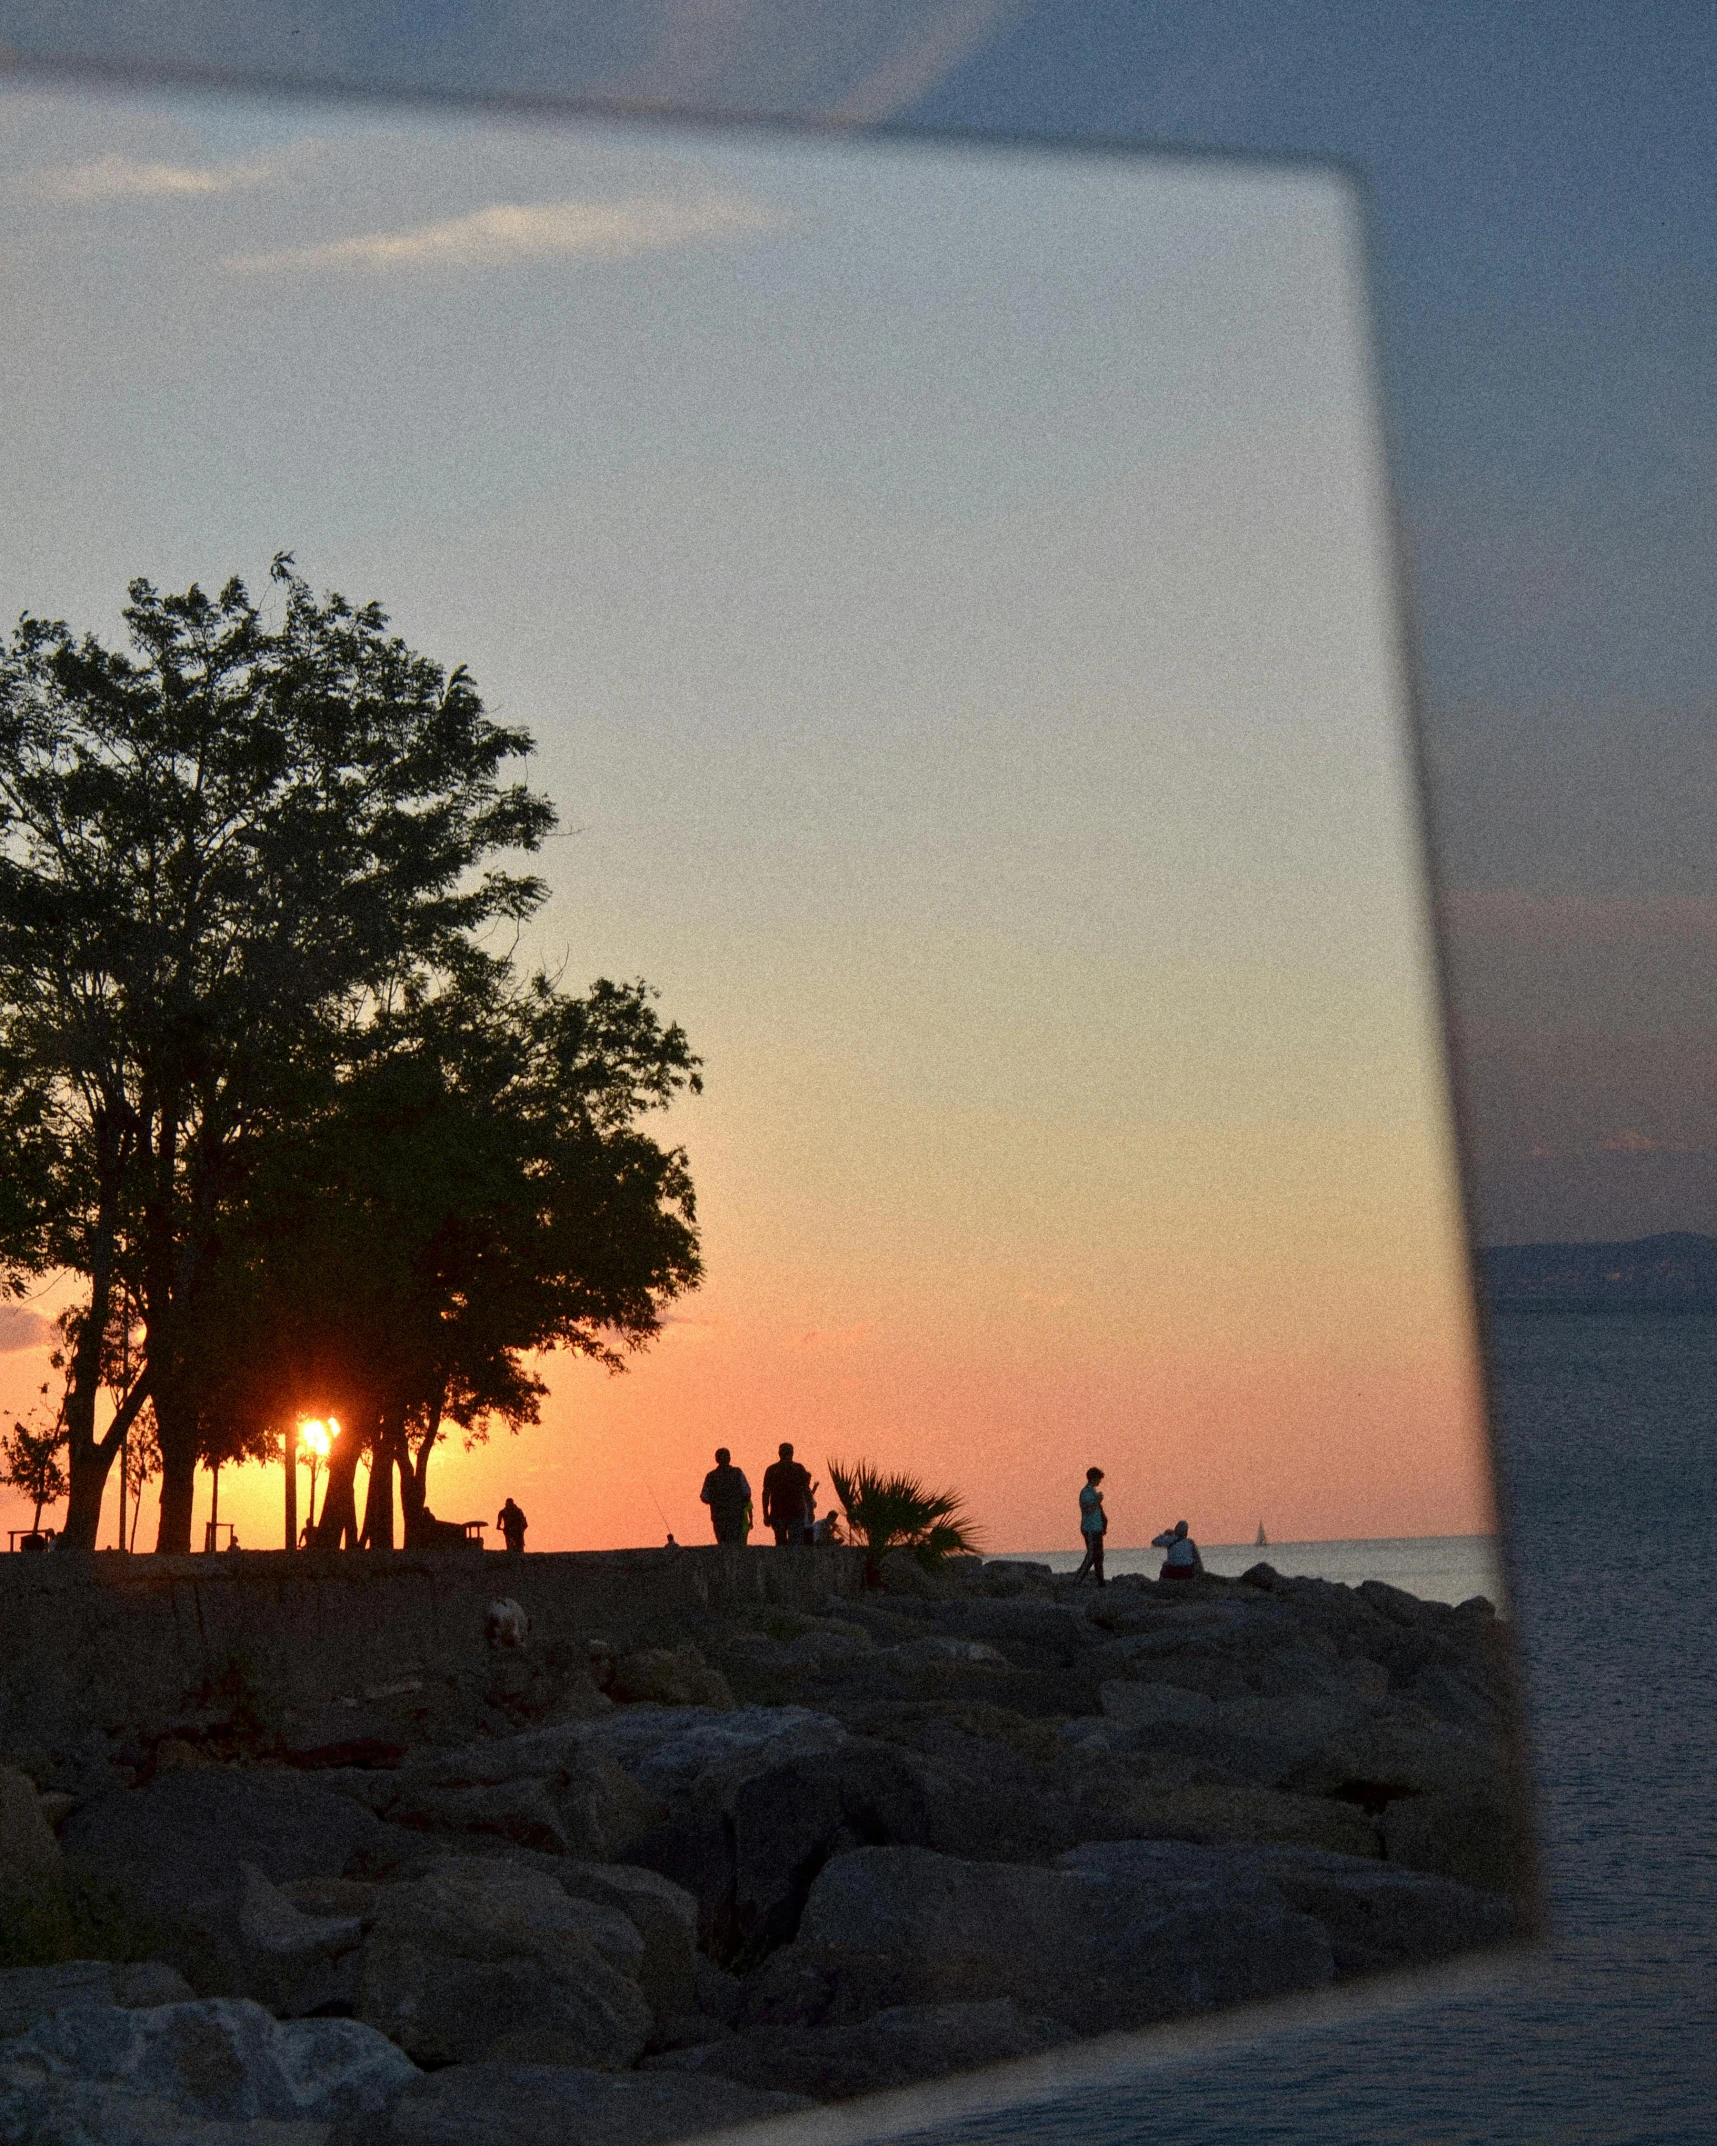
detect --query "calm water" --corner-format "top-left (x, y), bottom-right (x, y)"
top-left (853, 1314), bottom-right (1717, 2145)
top-left (1015, 1535), bottom-right (1504, 1609)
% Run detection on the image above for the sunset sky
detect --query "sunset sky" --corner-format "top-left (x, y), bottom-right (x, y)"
top-left (0, 83), bottom-right (1490, 1555)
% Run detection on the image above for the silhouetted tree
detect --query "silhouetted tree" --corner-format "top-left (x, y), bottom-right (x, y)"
top-left (201, 971), bottom-right (702, 1546)
top-left (1, 1408), bottom-right (68, 1534)
top-left (0, 560), bottom-right (554, 1548)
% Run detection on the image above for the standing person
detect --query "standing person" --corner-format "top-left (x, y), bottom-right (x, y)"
top-left (497, 1497), bottom-right (528, 1553)
top-left (1152, 1518), bottom-right (1204, 1580)
top-left (762, 1442), bottom-right (813, 1547)
top-left (700, 1448), bottom-right (752, 1545)
top-left (1074, 1467), bottom-right (1107, 1585)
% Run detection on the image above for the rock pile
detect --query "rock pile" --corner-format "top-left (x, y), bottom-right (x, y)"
top-left (0, 1559), bottom-right (1530, 2142)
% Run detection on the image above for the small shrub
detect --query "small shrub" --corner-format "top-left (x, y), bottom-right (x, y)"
top-left (826, 1460), bottom-right (981, 1585)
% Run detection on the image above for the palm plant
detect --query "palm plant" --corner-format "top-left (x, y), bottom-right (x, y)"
top-left (826, 1458), bottom-right (981, 1584)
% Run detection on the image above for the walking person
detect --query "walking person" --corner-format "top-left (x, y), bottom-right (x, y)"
top-left (762, 1442), bottom-right (814, 1547)
top-left (497, 1497), bottom-right (528, 1553)
top-left (700, 1447), bottom-right (752, 1545)
top-left (1074, 1466), bottom-right (1108, 1585)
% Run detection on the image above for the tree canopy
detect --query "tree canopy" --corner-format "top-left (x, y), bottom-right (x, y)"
top-left (0, 560), bottom-right (700, 1548)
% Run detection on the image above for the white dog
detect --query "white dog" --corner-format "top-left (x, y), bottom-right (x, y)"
top-left (485, 1597), bottom-right (530, 1649)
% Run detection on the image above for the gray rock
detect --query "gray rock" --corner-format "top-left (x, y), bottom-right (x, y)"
top-left (331, 2060), bottom-right (811, 2146)
top-left (746, 1841), bottom-right (1334, 2034)
top-left (174, 1863), bottom-right (363, 2016)
top-left (0, 1962), bottom-right (193, 2042)
top-left (1380, 1791), bottom-right (1530, 1896)
top-left (583, 1706), bottom-right (850, 1807)
top-left (555, 1864), bottom-right (699, 2020)
top-left (639, 1735), bottom-right (1081, 1960)
top-left (356, 1857), bottom-right (652, 2067)
top-left (385, 1776), bottom-right (573, 1855)
top-left (390, 1740), bottom-right (666, 1862)
top-left (0, 1763), bottom-right (68, 1965)
top-left (649, 1998), bottom-right (1072, 2099)
top-left (62, 1773), bottom-right (384, 1915)
top-left (1280, 1703), bottom-right (1501, 1804)
top-left (0, 1997), bottom-right (415, 2126)
top-left (1098, 1683), bottom-right (1365, 1784)
top-left (875, 1551), bottom-right (950, 1599)
top-left (1059, 1839), bottom-right (1518, 1975)
top-left (691, 1956), bottom-right (741, 2027)
top-left (881, 1635), bottom-right (1009, 1670)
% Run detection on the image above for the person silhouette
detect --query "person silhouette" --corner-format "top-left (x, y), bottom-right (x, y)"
top-left (762, 1442), bottom-right (814, 1546)
top-left (1074, 1467), bottom-right (1107, 1585)
top-left (700, 1448), bottom-right (752, 1545)
top-left (497, 1497), bottom-right (528, 1554)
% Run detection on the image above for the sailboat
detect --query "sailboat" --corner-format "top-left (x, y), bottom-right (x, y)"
top-left (1255, 1521), bottom-right (1268, 1548)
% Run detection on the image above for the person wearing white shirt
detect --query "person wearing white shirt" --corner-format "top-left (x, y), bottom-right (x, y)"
top-left (1152, 1518), bottom-right (1204, 1580)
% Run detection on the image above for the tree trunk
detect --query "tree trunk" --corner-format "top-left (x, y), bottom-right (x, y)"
top-left (401, 1405), bottom-right (441, 1548)
top-left (60, 1461), bottom-right (110, 1551)
top-left (153, 1462), bottom-right (196, 1556)
top-left (310, 1428), bottom-right (364, 1549)
top-left (152, 1387), bottom-right (201, 1554)
top-left (359, 1416), bottom-right (401, 1549)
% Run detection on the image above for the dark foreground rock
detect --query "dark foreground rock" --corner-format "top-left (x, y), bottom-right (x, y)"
top-left (0, 1962), bottom-right (192, 2043)
top-left (330, 2060), bottom-right (812, 2146)
top-left (4, 1555), bottom-right (1527, 2132)
top-left (649, 1998), bottom-right (1073, 2099)
top-left (1057, 1841), bottom-right (1520, 1977)
top-left (740, 1842), bottom-right (1337, 2034)
top-left (356, 1858), bottom-right (653, 2068)
top-left (0, 1996), bottom-right (415, 2144)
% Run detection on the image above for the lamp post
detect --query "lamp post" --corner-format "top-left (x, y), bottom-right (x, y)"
top-left (284, 1420), bottom-right (297, 1550)
top-left (296, 1419), bottom-right (336, 1544)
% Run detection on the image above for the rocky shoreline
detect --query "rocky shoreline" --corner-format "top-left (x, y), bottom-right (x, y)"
top-left (0, 1554), bottom-right (1532, 2144)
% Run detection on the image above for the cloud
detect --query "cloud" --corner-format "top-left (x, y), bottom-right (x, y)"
top-left (29, 153), bottom-right (287, 205)
top-left (223, 193), bottom-right (775, 277)
top-left (0, 1306), bottom-right (52, 1354)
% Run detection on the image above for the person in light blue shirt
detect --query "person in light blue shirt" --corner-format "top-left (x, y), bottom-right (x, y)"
top-left (1074, 1466), bottom-right (1107, 1586)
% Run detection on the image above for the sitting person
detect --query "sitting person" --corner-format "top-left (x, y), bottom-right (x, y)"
top-left (1151, 1518), bottom-right (1204, 1580)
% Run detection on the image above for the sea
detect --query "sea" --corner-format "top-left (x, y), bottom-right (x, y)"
top-left (823, 1312), bottom-right (1717, 2146)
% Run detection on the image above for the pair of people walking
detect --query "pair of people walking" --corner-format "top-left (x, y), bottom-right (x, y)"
top-left (700, 1442), bottom-right (817, 1545)
top-left (1074, 1468), bottom-right (1204, 1583)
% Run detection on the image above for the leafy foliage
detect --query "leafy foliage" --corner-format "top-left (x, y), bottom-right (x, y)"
top-left (0, 559), bottom-right (697, 1547)
top-left (826, 1458), bottom-right (980, 1583)
top-left (0, 1408), bottom-right (68, 1530)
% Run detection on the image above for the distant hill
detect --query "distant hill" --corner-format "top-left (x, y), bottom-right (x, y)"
top-left (1482, 1231), bottom-right (1717, 1312)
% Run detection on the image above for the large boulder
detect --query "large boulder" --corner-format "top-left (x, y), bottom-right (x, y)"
top-left (634, 1736), bottom-right (1082, 1960)
top-left (609, 1646), bottom-right (733, 1710)
top-left (1380, 1790), bottom-right (1531, 1896)
top-left (331, 2059), bottom-right (811, 2145)
top-left (741, 1842), bottom-right (1334, 2035)
top-left (1059, 1840), bottom-right (1519, 1976)
top-left (1280, 1702), bottom-right (1502, 1805)
top-left (0, 1765), bottom-right (68, 1967)
top-left (650, 1998), bottom-right (1072, 2100)
top-left (58, 1772), bottom-right (390, 1995)
top-left (356, 1857), bottom-right (652, 2068)
top-left (554, 1863), bottom-right (699, 2021)
top-left (1077, 1780), bottom-right (1381, 1859)
top-left (148, 1860), bottom-right (365, 2015)
top-left (386, 1742), bottom-right (666, 1861)
top-left (0, 1997), bottom-right (415, 2133)
top-left (582, 1706), bottom-right (850, 1808)
top-left (62, 1771), bottom-right (384, 1913)
top-left (0, 1961), bottom-right (191, 2042)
